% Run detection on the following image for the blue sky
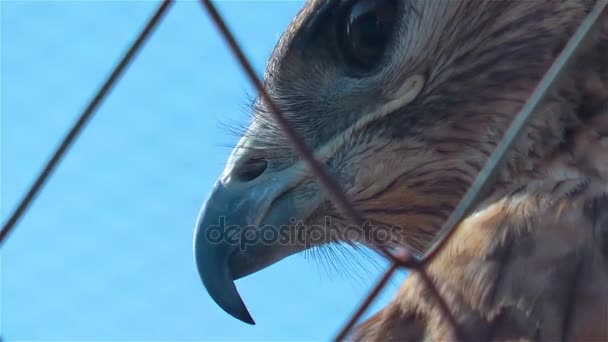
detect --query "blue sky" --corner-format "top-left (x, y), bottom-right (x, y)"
top-left (1, 1), bottom-right (407, 340)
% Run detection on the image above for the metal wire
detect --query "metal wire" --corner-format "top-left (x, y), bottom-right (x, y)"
top-left (2, 0), bottom-right (606, 341)
top-left (0, 0), bottom-right (174, 246)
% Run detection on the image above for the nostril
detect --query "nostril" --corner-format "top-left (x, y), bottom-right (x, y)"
top-left (235, 157), bottom-right (268, 182)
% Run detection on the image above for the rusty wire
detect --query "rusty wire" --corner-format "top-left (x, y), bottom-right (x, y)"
top-left (1, 0), bottom-right (607, 341)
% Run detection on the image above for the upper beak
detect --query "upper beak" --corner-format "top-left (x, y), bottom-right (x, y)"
top-left (193, 155), bottom-right (322, 324)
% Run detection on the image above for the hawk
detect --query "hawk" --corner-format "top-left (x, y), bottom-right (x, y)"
top-left (194, 0), bottom-right (608, 340)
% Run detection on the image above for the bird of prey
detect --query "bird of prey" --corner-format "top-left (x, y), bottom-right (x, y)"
top-left (194, 0), bottom-right (608, 340)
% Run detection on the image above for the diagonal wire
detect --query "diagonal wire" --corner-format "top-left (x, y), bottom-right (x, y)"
top-left (422, 0), bottom-right (608, 262)
top-left (336, 261), bottom-right (400, 341)
top-left (0, 0), bottom-right (174, 246)
top-left (334, 251), bottom-right (465, 341)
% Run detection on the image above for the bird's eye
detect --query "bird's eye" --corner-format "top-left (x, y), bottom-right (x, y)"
top-left (339, 0), bottom-right (398, 70)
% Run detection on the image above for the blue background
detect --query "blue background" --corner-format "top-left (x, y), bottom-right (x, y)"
top-left (1, 1), bottom-right (406, 340)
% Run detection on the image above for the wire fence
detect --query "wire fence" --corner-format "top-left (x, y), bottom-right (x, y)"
top-left (1, 0), bottom-right (607, 340)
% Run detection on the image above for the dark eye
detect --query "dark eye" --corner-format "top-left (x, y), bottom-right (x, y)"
top-left (339, 0), bottom-right (398, 70)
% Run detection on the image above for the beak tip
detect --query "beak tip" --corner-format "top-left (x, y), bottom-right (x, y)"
top-left (240, 311), bottom-right (256, 325)
top-left (207, 285), bottom-right (257, 325)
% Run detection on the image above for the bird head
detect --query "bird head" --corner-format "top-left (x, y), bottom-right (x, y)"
top-left (194, 0), bottom-right (596, 324)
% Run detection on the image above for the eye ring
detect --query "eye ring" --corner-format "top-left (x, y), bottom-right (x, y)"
top-left (337, 0), bottom-right (399, 71)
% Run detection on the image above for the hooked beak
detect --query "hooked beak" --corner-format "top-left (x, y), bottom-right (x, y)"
top-left (193, 149), bottom-right (323, 324)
